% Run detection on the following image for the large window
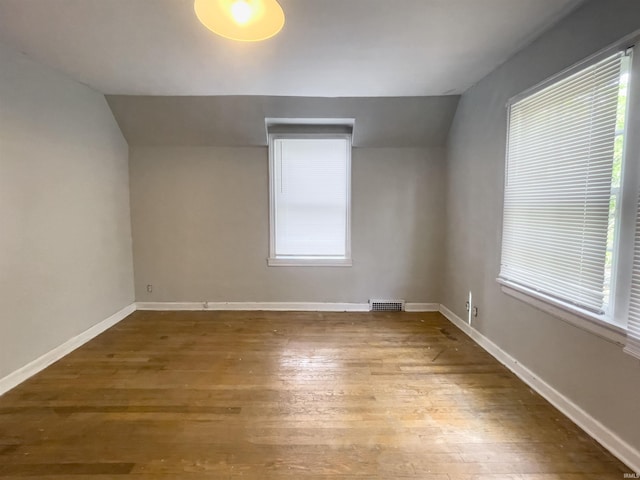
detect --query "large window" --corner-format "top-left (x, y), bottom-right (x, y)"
top-left (500, 40), bottom-right (640, 352)
top-left (268, 134), bottom-right (351, 266)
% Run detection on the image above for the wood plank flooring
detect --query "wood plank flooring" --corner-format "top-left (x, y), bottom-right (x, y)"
top-left (0, 311), bottom-right (629, 479)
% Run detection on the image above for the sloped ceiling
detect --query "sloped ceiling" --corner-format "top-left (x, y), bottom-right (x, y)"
top-left (0, 0), bottom-right (584, 97)
top-left (0, 0), bottom-right (585, 147)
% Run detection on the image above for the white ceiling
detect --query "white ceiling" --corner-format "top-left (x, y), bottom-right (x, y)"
top-left (0, 0), bottom-right (584, 97)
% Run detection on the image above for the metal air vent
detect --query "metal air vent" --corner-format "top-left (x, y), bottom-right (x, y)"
top-left (369, 299), bottom-right (405, 312)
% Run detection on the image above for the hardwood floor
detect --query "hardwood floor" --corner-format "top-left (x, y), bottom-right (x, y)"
top-left (0, 311), bottom-right (629, 479)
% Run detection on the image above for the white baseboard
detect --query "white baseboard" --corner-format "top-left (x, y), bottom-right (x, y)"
top-left (136, 301), bottom-right (440, 312)
top-left (0, 303), bottom-right (136, 397)
top-left (439, 304), bottom-right (640, 474)
top-left (404, 303), bottom-right (440, 312)
top-left (135, 302), bottom-right (371, 312)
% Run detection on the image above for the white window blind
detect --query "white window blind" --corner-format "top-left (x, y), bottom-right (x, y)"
top-left (270, 136), bottom-right (350, 262)
top-left (625, 195), bottom-right (640, 359)
top-left (500, 52), bottom-right (625, 314)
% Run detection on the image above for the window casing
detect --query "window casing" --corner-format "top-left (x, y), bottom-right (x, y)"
top-left (621, 41), bottom-right (640, 358)
top-left (268, 133), bottom-right (352, 266)
top-left (499, 37), bottom-right (640, 349)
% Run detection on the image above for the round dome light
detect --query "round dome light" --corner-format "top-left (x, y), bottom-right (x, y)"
top-left (194, 0), bottom-right (285, 42)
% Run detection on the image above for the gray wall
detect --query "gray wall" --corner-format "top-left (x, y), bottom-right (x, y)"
top-left (443, 0), bottom-right (640, 451)
top-left (0, 44), bottom-right (135, 379)
top-left (106, 95), bottom-right (459, 148)
top-left (130, 146), bottom-right (444, 303)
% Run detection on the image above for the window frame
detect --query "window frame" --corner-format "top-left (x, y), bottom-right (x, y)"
top-left (498, 33), bottom-right (640, 343)
top-left (267, 132), bottom-right (353, 267)
top-left (615, 44), bottom-right (640, 332)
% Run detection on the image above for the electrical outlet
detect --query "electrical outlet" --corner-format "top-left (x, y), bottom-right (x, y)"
top-left (146, 284), bottom-right (153, 293)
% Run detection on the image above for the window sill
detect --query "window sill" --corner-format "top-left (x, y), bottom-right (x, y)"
top-left (267, 257), bottom-right (352, 267)
top-left (497, 278), bottom-right (626, 346)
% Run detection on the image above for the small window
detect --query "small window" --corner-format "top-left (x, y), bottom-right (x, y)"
top-left (268, 134), bottom-right (351, 266)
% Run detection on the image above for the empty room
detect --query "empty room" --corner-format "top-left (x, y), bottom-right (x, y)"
top-left (1, 0), bottom-right (640, 478)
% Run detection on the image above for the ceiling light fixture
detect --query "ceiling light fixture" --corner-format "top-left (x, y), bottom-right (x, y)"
top-left (194, 0), bottom-right (285, 42)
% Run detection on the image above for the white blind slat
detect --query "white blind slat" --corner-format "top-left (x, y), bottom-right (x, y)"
top-left (500, 52), bottom-right (624, 313)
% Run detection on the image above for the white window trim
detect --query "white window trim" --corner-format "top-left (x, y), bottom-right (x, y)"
top-left (267, 132), bottom-right (352, 267)
top-left (615, 44), bottom-right (640, 328)
top-left (499, 32), bottom-right (640, 343)
top-left (267, 257), bottom-right (352, 267)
